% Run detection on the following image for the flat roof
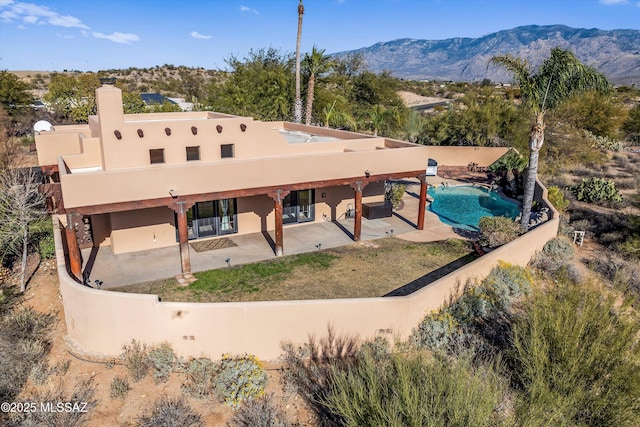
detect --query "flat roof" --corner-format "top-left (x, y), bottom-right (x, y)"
top-left (278, 129), bottom-right (340, 144)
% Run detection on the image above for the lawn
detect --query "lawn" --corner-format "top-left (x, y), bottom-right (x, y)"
top-left (110, 237), bottom-right (476, 302)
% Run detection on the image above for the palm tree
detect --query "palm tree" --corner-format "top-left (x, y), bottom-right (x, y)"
top-left (294, 0), bottom-right (304, 123)
top-left (303, 46), bottom-right (332, 125)
top-left (490, 48), bottom-right (611, 230)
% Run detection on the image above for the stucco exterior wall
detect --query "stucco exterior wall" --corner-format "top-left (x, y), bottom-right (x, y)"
top-left (425, 146), bottom-right (510, 167)
top-left (56, 194), bottom-right (559, 361)
top-left (101, 182), bottom-right (385, 253)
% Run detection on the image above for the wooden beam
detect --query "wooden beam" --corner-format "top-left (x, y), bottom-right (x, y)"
top-left (267, 190), bottom-right (290, 256)
top-left (63, 170), bottom-right (426, 216)
top-left (350, 181), bottom-right (367, 242)
top-left (174, 201), bottom-right (192, 273)
top-left (417, 174), bottom-right (427, 230)
top-left (65, 214), bottom-right (82, 283)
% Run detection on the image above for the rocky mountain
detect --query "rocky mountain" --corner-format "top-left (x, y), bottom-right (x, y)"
top-left (333, 25), bottom-right (640, 85)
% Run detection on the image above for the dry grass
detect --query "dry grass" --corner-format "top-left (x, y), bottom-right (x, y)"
top-left (111, 238), bottom-right (475, 302)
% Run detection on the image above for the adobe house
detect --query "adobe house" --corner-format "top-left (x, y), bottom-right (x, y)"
top-left (36, 81), bottom-right (433, 282)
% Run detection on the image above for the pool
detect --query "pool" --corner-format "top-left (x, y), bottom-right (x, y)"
top-left (427, 185), bottom-right (520, 231)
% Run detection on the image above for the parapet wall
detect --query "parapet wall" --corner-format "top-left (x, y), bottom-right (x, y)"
top-left (55, 183), bottom-right (559, 361)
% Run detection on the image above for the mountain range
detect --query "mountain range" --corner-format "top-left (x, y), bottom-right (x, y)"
top-left (333, 25), bottom-right (640, 85)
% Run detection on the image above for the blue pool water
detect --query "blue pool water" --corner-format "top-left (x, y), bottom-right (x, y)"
top-left (427, 185), bottom-right (520, 231)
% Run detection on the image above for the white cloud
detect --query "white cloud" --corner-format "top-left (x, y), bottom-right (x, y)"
top-left (598, 0), bottom-right (628, 4)
top-left (0, 1), bottom-right (89, 28)
top-left (240, 5), bottom-right (258, 14)
top-left (190, 31), bottom-right (211, 40)
top-left (92, 31), bottom-right (139, 45)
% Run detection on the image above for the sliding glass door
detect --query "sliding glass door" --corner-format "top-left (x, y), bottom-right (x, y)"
top-left (177, 199), bottom-right (237, 240)
top-left (282, 190), bottom-right (315, 224)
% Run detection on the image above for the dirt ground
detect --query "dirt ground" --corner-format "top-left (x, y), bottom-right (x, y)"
top-left (19, 263), bottom-right (315, 426)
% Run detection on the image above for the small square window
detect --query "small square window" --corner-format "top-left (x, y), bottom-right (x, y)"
top-left (186, 146), bottom-right (200, 161)
top-left (221, 144), bottom-right (235, 159)
top-left (149, 148), bottom-right (165, 164)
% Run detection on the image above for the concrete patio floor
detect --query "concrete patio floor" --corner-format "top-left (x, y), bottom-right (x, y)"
top-left (81, 178), bottom-right (465, 290)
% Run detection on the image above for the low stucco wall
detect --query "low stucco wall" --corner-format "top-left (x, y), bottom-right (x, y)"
top-left (55, 201), bottom-right (559, 361)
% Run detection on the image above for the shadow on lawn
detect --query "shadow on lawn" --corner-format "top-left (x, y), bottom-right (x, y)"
top-left (383, 253), bottom-right (479, 297)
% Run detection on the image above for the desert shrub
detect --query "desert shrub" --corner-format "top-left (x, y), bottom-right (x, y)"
top-left (531, 237), bottom-right (576, 279)
top-left (508, 280), bottom-right (640, 426)
top-left (0, 307), bottom-right (53, 402)
top-left (213, 353), bottom-right (268, 407)
top-left (280, 327), bottom-right (359, 424)
top-left (357, 336), bottom-right (390, 361)
top-left (121, 339), bottom-right (150, 382)
top-left (570, 177), bottom-right (623, 203)
top-left (137, 396), bottom-right (203, 427)
top-left (589, 253), bottom-right (640, 294)
top-left (543, 237), bottom-right (574, 261)
top-left (8, 378), bottom-right (96, 427)
top-left (322, 352), bottom-right (509, 427)
top-left (385, 182), bottom-right (406, 209)
top-left (231, 393), bottom-right (293, 427)
top-left (181, 357), bottom-right (215, 399)
top-left (584, 129), bottom-right (624, 151)
top-left (0, 266), bottom-right (12, 285)
top-left (547, 186), bottom-right (569, 212)
top-left (148, 342), bottom-right (176, 383)
top-left (110, 375), bottom-right (130, 399)
top-left (478, 216), bottom-right (521, 248)
top-left (412, 263), bottom-right (532, 355)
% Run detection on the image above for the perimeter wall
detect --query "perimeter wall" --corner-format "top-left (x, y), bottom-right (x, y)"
top-left (55, 180), bottom-right (558, 360)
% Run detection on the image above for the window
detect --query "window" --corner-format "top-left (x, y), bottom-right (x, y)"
top-left (149, 148), bottom-right (165, 164)
top-left (176, 199), bottom-right (238, 240)
top-left (283, 190), bottom-right (315, 224)
top-left (186, 146), bottom-right (200, 161)
top-left (221, 144), bottom-right (235, 158)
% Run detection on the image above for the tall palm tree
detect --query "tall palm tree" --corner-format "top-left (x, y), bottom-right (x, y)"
top-left (490, 48), bottom-right (612, 230)
top-left (303, 46), bottom-right (332, 125)
top-left (294, 0), bottom-right (304, 123)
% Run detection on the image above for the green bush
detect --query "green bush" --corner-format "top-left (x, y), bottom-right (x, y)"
top-left (181, 358), bottom-right (215, 399)
top-left (137, 396), bottom-right (203, 427)
top-left (584, 129), bottom-right (624, 152)
top-left (570, 177), bottom-right (623, 203)
top-left (148, 342), bottom-right (176, 383)
top-left (38, 234), bottom-right (56, 259)
top-left (385, 182), bottom-right (406, 209)
top-left (213, 354), bottom-right (268, 407)
top-left (121, 340), bottom-right (151, 382)
top-left (508, 281), bottom-right (640, 426)
top-left (547, 186), bottom-right (569, 212)
top-left (478, 216), bottom-right (521, 248)
top-left (322, 352), bottom-right (509, 427)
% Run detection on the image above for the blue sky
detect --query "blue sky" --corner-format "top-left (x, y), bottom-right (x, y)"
top-left (1, 0), bottom-right (639, 72)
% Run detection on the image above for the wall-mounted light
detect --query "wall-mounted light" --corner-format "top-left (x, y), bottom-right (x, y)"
top-left (114, 130), bottom-right (122, 140)
top-left (168, 189), bottom-right (178, 198)
top-left (165, 127), bottom-right (172, 136)
top-left (365, 170), bottom-right (371, 178)
top-left (191, 126), bottom-right (198, 135)
top-left (137, 129), bottom-right (144, 138)
top-left (216, 125), bottom-right (223, 133)
top-left (240, 123), bottom-right (247, 132)
top-left (321, 192), bottom-right (326, 198)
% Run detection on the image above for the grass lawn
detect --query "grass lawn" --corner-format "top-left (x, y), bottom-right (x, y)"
top-left (110, 237), bottom-right (476, 302)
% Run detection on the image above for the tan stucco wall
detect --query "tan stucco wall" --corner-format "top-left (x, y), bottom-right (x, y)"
top-left (101, 183), bottom-right (385, 253)
top-left (425, 146), bottom-right (510, 167)
top-left (55, 188), bottom-right (559, 361)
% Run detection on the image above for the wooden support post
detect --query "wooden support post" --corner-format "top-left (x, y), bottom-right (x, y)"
top-left (268, 190), bottom-right (289, 256)
top-left (175, 201), bottom-right (192, 273)
top-left (417, 174), bottom-right (427, 230)
top-left (350, 181), bottom-right (367, 242)
top-left (65, 214), bottom-right (82, 282)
